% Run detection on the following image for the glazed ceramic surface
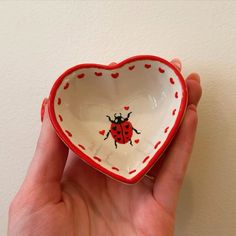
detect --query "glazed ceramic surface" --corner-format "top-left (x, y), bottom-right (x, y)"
top-left (48, 55), bottom-right (187, 184)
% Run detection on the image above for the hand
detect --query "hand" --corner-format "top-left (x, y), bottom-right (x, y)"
top-left (8, 59), bottom-right (202, 236)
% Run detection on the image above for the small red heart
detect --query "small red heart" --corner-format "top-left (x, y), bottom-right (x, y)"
top-left (99, 130), bottom-right (105, 135)
top-left (78, 144), bottom-right (85, 150)
top-left (93, 156), bottom-right (101, 162)
top-left (124, 106), bottom-right (129, 110)
top-left (129, 169), bottom-right (136, 174)
top-left (175, 91), bottom-right (178, 98)
top-left (112, 167), bottom-right (119, 171)
top-left (172, 109), bottom-right (176, 116)
top-left (58, 114), bottom-right (63, 122)
top-left (164, 126), bottom-right (169, 133)
top-left (65, 130), bottom-right (72, 137)
top-left (145, 64), bottom-right (151, 69)
top-left (129, 65), bottom-right (135, 70)
top-left (63, 82), bottom-right (69, 89)
top-left (134, 139), bottom-right (139, 144)
top-left (154, 141), bottom-right (161, 149)
top-left (95, 72), bottom-right (102, 76)
top-left (77, 73), bottom-right (85, 79)
top-left (111, 73), bottom-right (119, 79)
top-left (57, 97), bottom-right (61, 105)
top-left (142, 156), bottom-right (150, 163)
top-left (159, 67), bottom-right (165, 73)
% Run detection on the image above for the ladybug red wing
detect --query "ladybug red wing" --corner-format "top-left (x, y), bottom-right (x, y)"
top-left (121, 121), bottom-right (133, 143)
top-left (110, 123), bottom-right (126, 144)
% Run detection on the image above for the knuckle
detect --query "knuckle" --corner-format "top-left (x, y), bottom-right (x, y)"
top-left (171, 168), bottom-right (185, 186)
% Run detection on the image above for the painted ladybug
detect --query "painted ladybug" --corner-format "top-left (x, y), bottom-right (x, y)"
top-left (104, 112), bottom-right (141, 148)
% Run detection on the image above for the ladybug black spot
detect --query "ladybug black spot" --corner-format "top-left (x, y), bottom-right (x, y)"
top-left (125, 131), bottom-right (128, 135)
top-left (125, 125), bottom-right (129, 129)
top-left (117, 138), bottom-right (121, 141)
top-left (114, 135), bottom-right (117, 138)
top-left (112, 126), bottom-right (117, 131)
top-left (117, 131), bottom-right (121, 134)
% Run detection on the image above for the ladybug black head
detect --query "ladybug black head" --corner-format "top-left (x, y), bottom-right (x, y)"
top-left (114, 113), bottom-right (125, 123)
top-left (106, 112), bottom-right (132, 124)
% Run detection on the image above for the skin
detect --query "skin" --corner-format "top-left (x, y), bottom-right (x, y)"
top-left (8, 59), bottom-right (202, 236)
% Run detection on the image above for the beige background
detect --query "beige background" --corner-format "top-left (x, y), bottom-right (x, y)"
top-left (0, 1), bottom-right (236, 235)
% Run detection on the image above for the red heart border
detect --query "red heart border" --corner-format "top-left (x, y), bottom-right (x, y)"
top-left (48, 55), bottom-right (188, 184)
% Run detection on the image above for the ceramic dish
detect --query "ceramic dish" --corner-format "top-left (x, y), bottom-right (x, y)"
top-left (47, 55), bottom-right (187, 184)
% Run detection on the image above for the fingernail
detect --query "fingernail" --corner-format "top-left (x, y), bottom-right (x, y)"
top-left (171, 58), bottom-right (182, 71)
top-left (41, 98), bottom-right (48, 122)
top-left (189, 73), bottom-right (200, 84)
top-left (108, 62), bottom-right (117, 66)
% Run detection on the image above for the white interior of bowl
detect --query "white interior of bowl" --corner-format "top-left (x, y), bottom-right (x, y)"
top-left (51, 58), bottom-right (185, 182)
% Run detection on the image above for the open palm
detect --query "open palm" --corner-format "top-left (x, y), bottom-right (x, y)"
top-left (8, 59), bottom-right (202, 236)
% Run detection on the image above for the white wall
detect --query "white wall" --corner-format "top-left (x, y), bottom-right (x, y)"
top-left (0, 1), bottom-right (236, 235)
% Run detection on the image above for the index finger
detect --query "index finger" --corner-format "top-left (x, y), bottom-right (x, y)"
top-left (24, 101), bottom-right (68, 187)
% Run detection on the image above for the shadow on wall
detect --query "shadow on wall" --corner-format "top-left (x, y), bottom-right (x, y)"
top-left (175, 175), bottom-right (194, 235)
top-left (174, 66), bottom-right (232, 235)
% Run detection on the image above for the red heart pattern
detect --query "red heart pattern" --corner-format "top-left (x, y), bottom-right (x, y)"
top-left (145, 64), bottom-right (151, 69)
top-left (134, 139), bottom-right (139, 144)
top-left (111, 73), bottom-right (119, 79)
top-left (95, 72), bottom-right (102, 76)
top-left (77, 73), bottom-right (85, 79)
top-left (63, 83), bottom-right (69, 89)
top-left (99, 130), bottom-right (105, 135)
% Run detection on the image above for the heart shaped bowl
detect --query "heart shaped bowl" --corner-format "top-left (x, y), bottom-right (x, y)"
top-left (48, 55), bottom-right (187, 184)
